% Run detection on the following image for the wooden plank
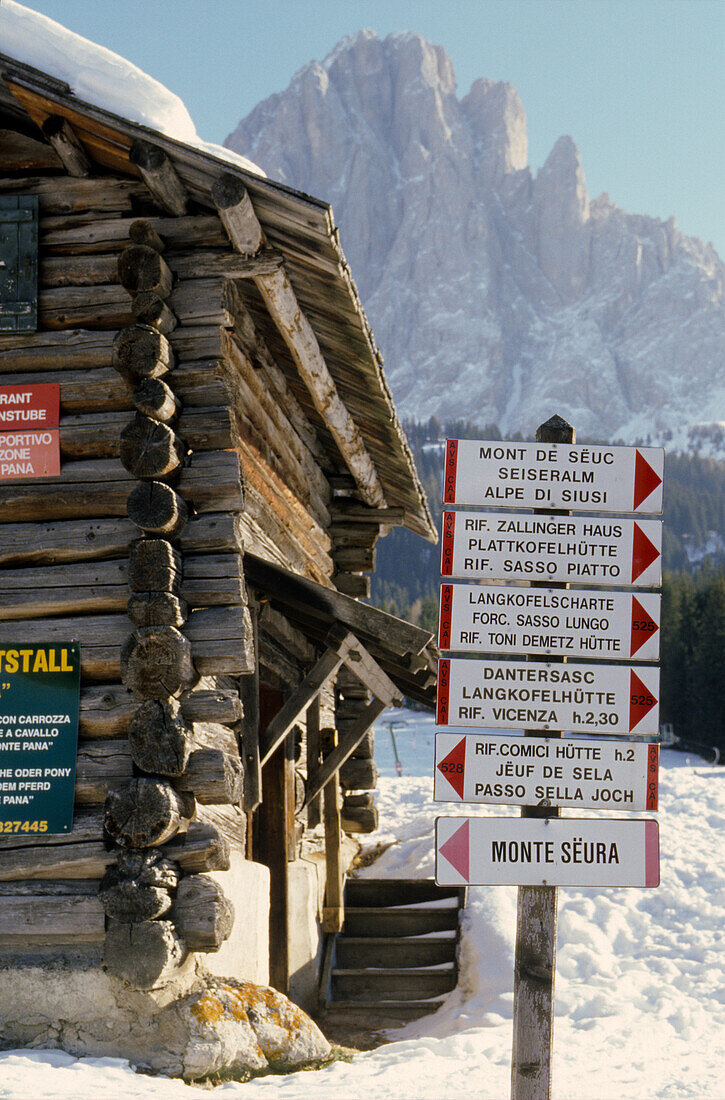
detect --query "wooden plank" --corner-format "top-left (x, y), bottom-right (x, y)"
top-left (39, 283), bottom-right (134, 330)
top-left (0, 361), bottom-right (227, 417)
top-left (0, 174), bottom-right (145, 214)
top-left (322, 726), bottom-right (344, 934)
top-left (79, 683), bottom-right (242, 739)
top-left (0, 895), bottom-right (105, 944)
top-left (41, 214), bottom-right (227, 254)
top-left (238, 605), bottom-right (261, 813)
top-left (255, 684), bottom-right (291, 993)
top-left (0, 329), bottom-right (116, 371)
top-left (306, 696), bottom-right (322, 829)
top-left (0, 450), bottom-right (244, 523)
top-left (0, 605), bottom-right (252, 680)
top-left (0, 554), bottom-right (245, 619)
top-left (304, 698), bottom-right (387, 807)
top-left (75, 738), bottom-right (133, 804)
top-left (0, 817), bottom-right (229, 880)
top-left (0, 511), bottom-right (242, 569)
top-left (58, 406), bottom-right (235, 460)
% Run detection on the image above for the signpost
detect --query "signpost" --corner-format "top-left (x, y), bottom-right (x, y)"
top-left (0, 643), bottom-right (81, 834)
top-left (432, 418), bottom-right (663, 1100)
top-left (444, 439), bottom-right (664, 513)
top-left (0, 383), bottom-right (60, 480)
top-left (435, 816), bottom-right (660, 888)
top-left (434, 732), bottom-right (659, 810)
top-left (439, 583), bottom-right (661, 660)
top-left (437, 657), bottom-right (660, 735)
top-left (441, 509), bottom-right (662, 585)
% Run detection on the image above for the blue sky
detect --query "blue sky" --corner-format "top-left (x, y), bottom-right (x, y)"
top-left (13, 0), bottom-right (725, 255)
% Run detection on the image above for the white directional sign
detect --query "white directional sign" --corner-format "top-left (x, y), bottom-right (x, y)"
top-left (437, 657), bottom-right (660, 735)
top-left (434, 732), bottom-right (659, 811)
top-left (441, 510), bottom-right (662, 586)
top-left (443, 439), bottom-right (664, 513)
top-left (435, 816), bottom-right (660, 887)
top-left (439, 583), bottom-right (661, 660)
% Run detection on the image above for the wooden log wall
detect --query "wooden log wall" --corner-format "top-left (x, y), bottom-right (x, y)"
top-left (0, 163), bottom-right (254, 981)
top-left (0, 139), bottom-right (405, 975)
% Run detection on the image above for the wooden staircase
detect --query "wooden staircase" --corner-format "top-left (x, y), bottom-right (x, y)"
top-left (318, 877), bottom-right (466, 1038)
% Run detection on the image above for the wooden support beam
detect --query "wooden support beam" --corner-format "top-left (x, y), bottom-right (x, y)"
top-left (211, 174), bottom-right (385, 507)
top-left (322, 726), bottom-right (344, 934)
top-left (239, 606), bottom-right (262, 813)
top-left (304, 698), bottom-right (386, 807)
top-left (210, 173), bottom-right (264, 256)
top-left (337, 637), bottom-right (403, 708)
top-left (255, 268), bottom-right (386, 508)
top-left (306, 697), bottom-right (322, 829)
top-left (258, 630), bottom-right (360, 767)
top-left (129, 139), bottom-right (188, 216)
top-left (40, 115), bottom-right (91, 176)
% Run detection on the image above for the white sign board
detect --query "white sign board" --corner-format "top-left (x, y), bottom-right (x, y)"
top-left (437, 657), bottom-right (660, 735)
top-left (435, 816), bottom-right (660, 887)
top-left (443, 439), bottom-right (664, 513)
top-left (434, 732), bottom-right (659, 811)
top-left (439, 583), bottom-right (661, 661)
top-left (441, 510), bottom-right (662, 587)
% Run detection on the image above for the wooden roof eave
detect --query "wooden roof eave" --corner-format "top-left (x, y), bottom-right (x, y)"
top-left (0, 57), bottom-right (436, 542)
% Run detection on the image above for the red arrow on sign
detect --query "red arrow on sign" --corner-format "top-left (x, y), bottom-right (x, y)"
top-left (629, 669), bottom-right (658, 731)
top-left (437, 736), bottom-right (466, 799)
top-left (633, 450), bottom-right (663, 511)
top-left (630, 596), bottom-right (659, 656)
top-left (631, 522), bottom-right (660, 582)
top-left (439, 819), bottom-right (469, 882)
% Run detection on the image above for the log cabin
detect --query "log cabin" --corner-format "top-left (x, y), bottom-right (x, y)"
top-left (0, 43), bottom-right (438, 1056)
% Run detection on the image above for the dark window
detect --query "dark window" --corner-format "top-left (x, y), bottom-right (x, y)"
top-left (0, 195), bottom-right (38, 331)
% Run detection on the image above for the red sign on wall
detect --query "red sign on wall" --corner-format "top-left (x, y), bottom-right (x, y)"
top-left (0, 384), bottom-right (60, 480)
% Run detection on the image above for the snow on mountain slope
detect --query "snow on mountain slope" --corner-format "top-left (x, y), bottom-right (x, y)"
top-left (226, 30), bottom-right (725, 451)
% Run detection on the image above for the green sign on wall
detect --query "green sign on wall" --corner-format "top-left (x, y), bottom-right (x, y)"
top-left (0, 643), bottom-right (81, 835)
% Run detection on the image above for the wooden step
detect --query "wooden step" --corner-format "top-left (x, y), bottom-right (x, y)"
top-left (335, 935), bottom-right (457, 969)
top-left (343, 906), bottom-right (460, 937)
top-left (344, 877), bottom-right (462, 908)
top-left (332, 966), bottom-right (456, 1001)
top-left (321, 1000), bottom-right (446, 1024)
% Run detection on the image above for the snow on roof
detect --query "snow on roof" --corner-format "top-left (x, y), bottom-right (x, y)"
top-left (1, 0), bottom-right (265, 177)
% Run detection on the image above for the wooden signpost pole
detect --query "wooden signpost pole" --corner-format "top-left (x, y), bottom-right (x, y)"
top-left (511, 414), bottom-right (573, 1100)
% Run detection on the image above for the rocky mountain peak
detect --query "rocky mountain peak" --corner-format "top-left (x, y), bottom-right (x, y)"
top-left (226, 32), bottom-right (725, 452)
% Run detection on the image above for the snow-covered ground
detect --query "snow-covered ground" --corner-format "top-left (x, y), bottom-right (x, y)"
top-left (2, 707), bottom-right (723, 1099)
